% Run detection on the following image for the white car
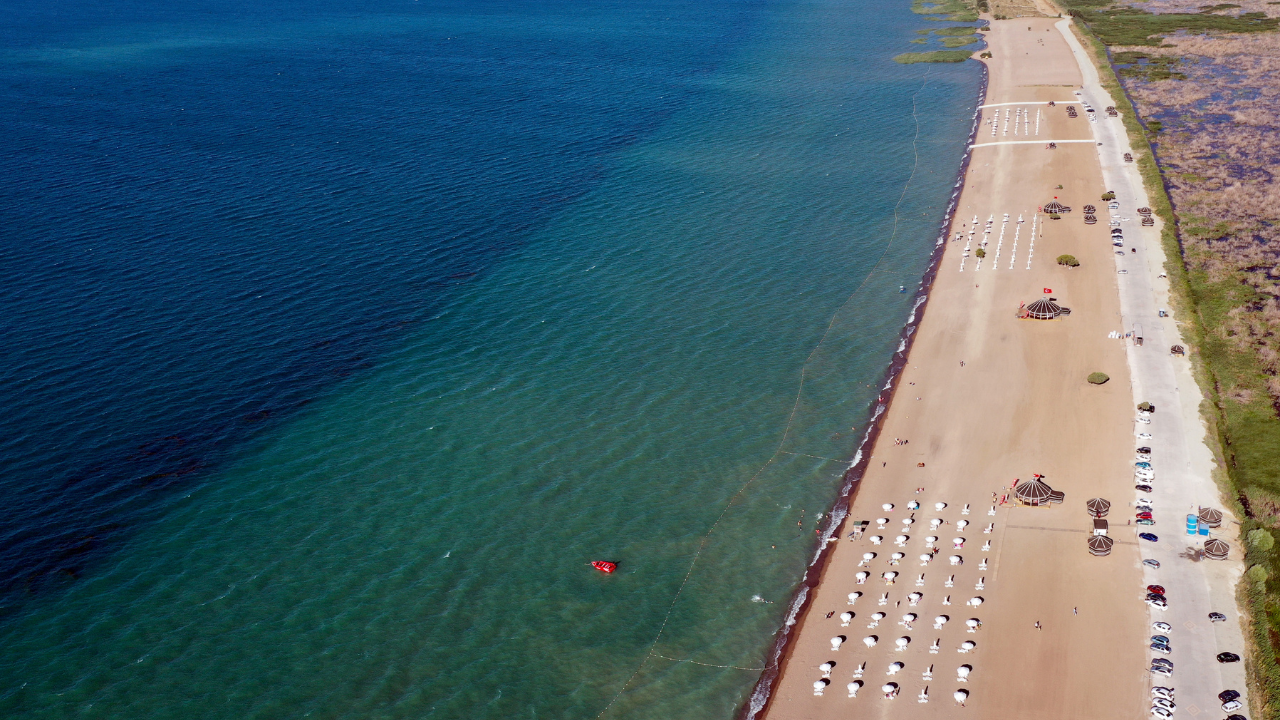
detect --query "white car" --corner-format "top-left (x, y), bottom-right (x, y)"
top-left (1152, 689), bottom-right (1174, 701)
top-left (1136, 453), bottom-right (1152, 461)
top-left (1150, 666), bottom-right (1173, 677)
top-left (1138, 498), bottom-right (1156, 508)
top-left (1138, 432), bottom-right (1152, 440)
top-left (1119, 269), bottom-right (1130, 275)
top-left (1151, 707), bottom-right (1173, 719)
top-left (1223, 700), bottom-right (1243, 712)
top-left (1136, 471), bottom-right (1155, 481)
top-left (1153, 698), bottom-right (1176, 710)
top-left (1146, 597), bottom-right (1168, 610)
top-left (1136, 414), bottom-right (1150, 423)
top-left (1152, 622), bottom-right (1171, 633)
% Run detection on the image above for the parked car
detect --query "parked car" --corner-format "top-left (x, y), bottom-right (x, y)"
top-left (1110, 201), bottom-right (1121, 210)
top-left (1150, 666), bottom-right (1173, 677)
top-left (1222, 700), bottom-right (1243, 712)
top-left (1152, 658), bottom-right (1174, 668)
top-left (1147, 592), bottom-right (1167, 602)
top-left (1137, 518), bottom-right (1156, 526)
top-left (1147, 597), bottom-right (1168, 610)
top-left (1148, 585), bottom-right (1166, 595)
top-left (1217, 652), bottom-right (1241, 663)
top-left (1219, 690), bottom-right (1240, 703)
top-left (1227, 714), bottom-right (1248, 720)
top-left (1152, 697), bottom-right (1176, 710)
top-left (1137, 512), bottom-right (1153, 520)
top-left (1136, 461), bottom-right (1152, 469)
top-left (1144, 559), bottom-right (1161, 569)
top-left (1136, 505), bottom-right (1154, 514)
top-left (1151, 642), bottom-right (1172, 654)
top-left (1152, 687), bottom-right (1174, 700)
top-left (1209, 612), bottom-right (1227, 622)
top-left (1138, 432), bottom-right (1152, 440)
top-left (1136, 484), bottom-right (1154, 493)
top-left (1136, 453), bottom-right (1152, 461)
top-left (1119, 269), bottom-right (1130, 275)
top-left (1137, 446), bottom-right (1152, 453)
top-left (1152, 622), bottom-right (1171, 632)
top-left (1140, 533), bottom-right (1159, 542)
top-left (1150, 708), bottom-right (1173, 719)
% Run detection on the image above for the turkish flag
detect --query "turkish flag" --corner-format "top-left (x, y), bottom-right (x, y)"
top-left (1043, 288), bottom-right (1052, 294)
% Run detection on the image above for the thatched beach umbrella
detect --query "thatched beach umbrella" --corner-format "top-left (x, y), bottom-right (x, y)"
top-left (1024, 298), bottom-right (1063, 320)
top-left (1086, 497), bottom-right (1111, 518)
top-left (1137, 207), bottom-right (1153, 216)
top-left (1083, 204), bottom-right (1097, 214)
top-left (1088, 535), bottom-right (1114, 556)
top-left (1014, 478), bottom-right (1054, 506)
top-left (1198, 507), bottom-right (1223, 528)
top-left (1043, 200), bottom-right (1069, 214)
top-left (1203, 538), bottom-right (1229, 560)
top-left (1084, 214), bottom-right (1097, 225)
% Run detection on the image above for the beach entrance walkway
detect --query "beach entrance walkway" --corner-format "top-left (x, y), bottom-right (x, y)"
top-left (758, 18), bottom-right (1151, 720)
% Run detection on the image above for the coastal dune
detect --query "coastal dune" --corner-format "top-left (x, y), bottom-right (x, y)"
top-left (759, 18), bottom-right (1149, 719)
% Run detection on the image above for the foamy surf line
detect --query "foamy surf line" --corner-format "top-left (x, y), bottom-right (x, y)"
top-left (738, 62), bottom-right (988, 720)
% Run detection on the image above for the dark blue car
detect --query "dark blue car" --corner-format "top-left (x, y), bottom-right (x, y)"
top-left (1139, 532), bottom-right (1159, 542)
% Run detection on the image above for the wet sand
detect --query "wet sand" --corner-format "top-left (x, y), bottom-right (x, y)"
top-left (759, 18), bottom-right (1149, 719)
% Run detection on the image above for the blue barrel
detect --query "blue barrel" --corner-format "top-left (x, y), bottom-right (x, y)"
top-left (1186, 514), bottom-right (1198, 535)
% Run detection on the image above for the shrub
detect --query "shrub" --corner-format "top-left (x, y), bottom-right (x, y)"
top-left (1248, 528), bottom-right (1276, 555)
top-left (1101, 191), bottom-right (1117, 201)
top-left (1138, 401), bottom-right (1153, 411)
top-left (893, 50), bottom-right (974, 64)
top-left (1248, 564), bottom-right (1270, 586)
top-left (975, 248), bottom-right (986, 258)
top-left (1057, 254), bottom-right (1080, 267)
top-left (1087, 372), bottom-right (1110, 385)
top-left (1049, 213), bottom-right (1062, 220)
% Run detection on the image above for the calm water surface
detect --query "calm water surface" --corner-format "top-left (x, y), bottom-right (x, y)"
top-left (0, 0), bottom-right (979, 716)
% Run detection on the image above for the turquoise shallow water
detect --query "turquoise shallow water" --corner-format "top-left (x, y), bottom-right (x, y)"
top-left (0, 0), bottom-right (979, 716)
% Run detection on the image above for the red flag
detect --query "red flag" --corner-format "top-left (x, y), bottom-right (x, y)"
top-left (1043, 288), bottom-right (1052, 294)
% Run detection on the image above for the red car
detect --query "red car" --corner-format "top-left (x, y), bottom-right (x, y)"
top-left (1147, 585), bottom-right (1165, 595)
top-left (1136, 511), bottom-right (1153, 520)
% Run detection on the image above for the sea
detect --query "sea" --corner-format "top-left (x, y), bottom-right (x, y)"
top-left (0, 0), bottom-right (980, 717)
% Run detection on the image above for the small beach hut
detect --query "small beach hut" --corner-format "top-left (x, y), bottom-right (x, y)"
top-left (1086, 497), bottom-right (1111, 518)
top-left (1023, 298), bottom-right (1063, 320)
top-left (1203, 539), bottom-right (1230, 560)
top-left (1088, 535), bottom-right (1114, 556)
top-left (1198, 508), bottom-right (1223, 528)
top-left (1043, 200), bottom-right (1070, 214)
top-left (1083, 205), bottom-right (1097, 214)
top-left (1093, 518), bottom-right (1109, 536)
top-left (1014, 478), bottom-right (1054, 506)
top-left (1142, 217), bottom-right (1156, 226)
top-left (1170, 345), bottom-right (1185, 356)
top-left (1084, 214), bottom-right (1097, 225)
top-left (1137, 207), bottom-right (1153, 216)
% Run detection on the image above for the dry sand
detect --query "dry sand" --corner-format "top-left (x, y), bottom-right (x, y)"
top-left (760, 18), bottom-right (1150, 719)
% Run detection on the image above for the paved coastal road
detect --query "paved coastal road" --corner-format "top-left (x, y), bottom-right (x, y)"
top-left (1061, 19), bottom-right (1252, 719)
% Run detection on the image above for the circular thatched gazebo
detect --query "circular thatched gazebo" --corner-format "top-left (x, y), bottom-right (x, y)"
top-left (1083, 204), bottom-right (1097, 214)
top-left (1137, 207), bottom-right (1153, 216)
top-left (1086, 497), bottom-right (1111, 518)
top-left (1084, 214), bottom-right (1098, 224)
top-left (1204, 538), bottom-right (1230, 560)
top-left (1024, 298), bottom-right (1063, 320)
top-left (1088, 535), bottom-right (1114, 556)
top-left (1015, 477), bottom-right (1054, 506)
top-left (1043, 200), bottom-right (1070, 214)
top-left (1198, 508), bottom-right (1223, 528)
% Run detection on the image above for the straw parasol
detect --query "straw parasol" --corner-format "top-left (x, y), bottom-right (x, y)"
top-left (1086, 497), bottom-right (1111, 518)
top-left (1088, 535), bottom-right (1114, 556)
top-left (1014, 477), bottom-right (1054, 506)
top-left (1198, 508), bottom-right (1223, 528)
top-left (1083, 204), bottom-right (1097, 214)
top-left (1084, 214), bottom-right (1097, 224)
top-left (1043, 200), bottom-right (1070, 214)
top-left (1203, 538), bottom-right (1229, 560)
top-left (1137, 207), bottom-right (1153, 215)
top-left (1024, 298), bottom-right (1063, 320)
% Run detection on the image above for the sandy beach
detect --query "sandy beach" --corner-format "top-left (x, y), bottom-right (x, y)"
top-left (758, 18), bottom-right (1157, 719)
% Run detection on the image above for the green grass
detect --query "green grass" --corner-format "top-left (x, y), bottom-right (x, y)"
top-left (941, 35), bottom-right (980, 47)
top-left (933, 25), bottom-right (983, 35)
top-left (1068, 16), bottom-right (1280, 720)
top-left (1113, 51), bottom-right (1187, 81)
top-left (912, 0), bottom-right (980, 22)
top-left (1061, 0), bottom-right (1279, 46)
top-left (1200, 2), bottom-right (1241, 11)
top-left (893, 50), bottom-right (974, 63)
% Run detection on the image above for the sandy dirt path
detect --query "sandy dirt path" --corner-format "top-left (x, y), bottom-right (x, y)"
top-left (759, 18), bottom-right (1151, 720)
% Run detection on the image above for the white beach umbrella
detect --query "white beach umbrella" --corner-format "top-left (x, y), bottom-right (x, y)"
top-left (952, 538), bottom-right (965, 549)
top-left (956, 520), bottom-right (968, 530)
top-left (907, 501), bottom-right (920, 510)
top-left (894, 535), bottom-right (909, 546)
top-left (813, 680), bottom-right (828, 694)
top-left (870, 536), bottom-right (883, 545)
top-left (935, 502), bottom-right (947, 511)
top-left (890, 552), bottom-right (905, 562)
top-left (830, 636), bottom-right (845, 651)
top-left (957, 665), bottom-right (971, 681)
top-left (882, 503), bottom-right (895, 511)
top-left (949, 555), bottom-right (963, 566)
top-left (919, 553), bottom-right (933, 565)
top-left (959, 641), bottom-right (975, 652)
top-left (953, 689), bottom-right (969, 705)
top-left (965, 619), bottom-right (979, 632)
top-left (934, 615), bottom-right (949, 628)
top-left (863, 636), bottom-right (878, 648)
top-left (855, 572), bottom-right (868, 584)
top-left (882, 683), bottom-right (898, 696)
top-left (862, 551), bottom-right (877, 561)
top-left (876, 518), bottom-right (889, 528)
top-left (840, 612), bottom-right (854, 626)
top-left (820, 661), bottom-right (834, 677)
top-left (967, 596), bottom-right (983, 607)
top-left (847, 681), bottom-right (862, 697)
top-left (896, 637), bottom-right (911, 650)
top-left (887, 662), bottom-right (904, 675)
top-left (907, 593), bottom-right (922, 605)
top-left (848, 592), bottom-right (862, 604)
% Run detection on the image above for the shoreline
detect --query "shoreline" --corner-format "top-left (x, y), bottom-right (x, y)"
top-left (737, 59), bottom-right (991, 720)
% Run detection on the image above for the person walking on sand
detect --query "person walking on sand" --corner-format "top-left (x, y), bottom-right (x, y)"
top-left (1034, 621), bottom-right (1041, 631)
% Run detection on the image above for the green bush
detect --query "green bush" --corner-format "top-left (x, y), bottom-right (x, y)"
top-left (975, 248), bottom-right (986, 258)
top-left (1101, 191), bottom-right (1117, 201)
top-left (1087, 372), bottom-right (1110, 385)
top-left (1249, 528), bottom-right (1276, 555)
top-left (1057, 254), bottom-right (1080, 267)
top-left (1138, 401), bottom-right (1154, 411)
top-left (1248, 564), bottom-right (1270, 586)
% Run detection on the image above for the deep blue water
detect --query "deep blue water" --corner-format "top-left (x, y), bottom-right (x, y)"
top-left (0, 0), bottom-right (980, 716)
